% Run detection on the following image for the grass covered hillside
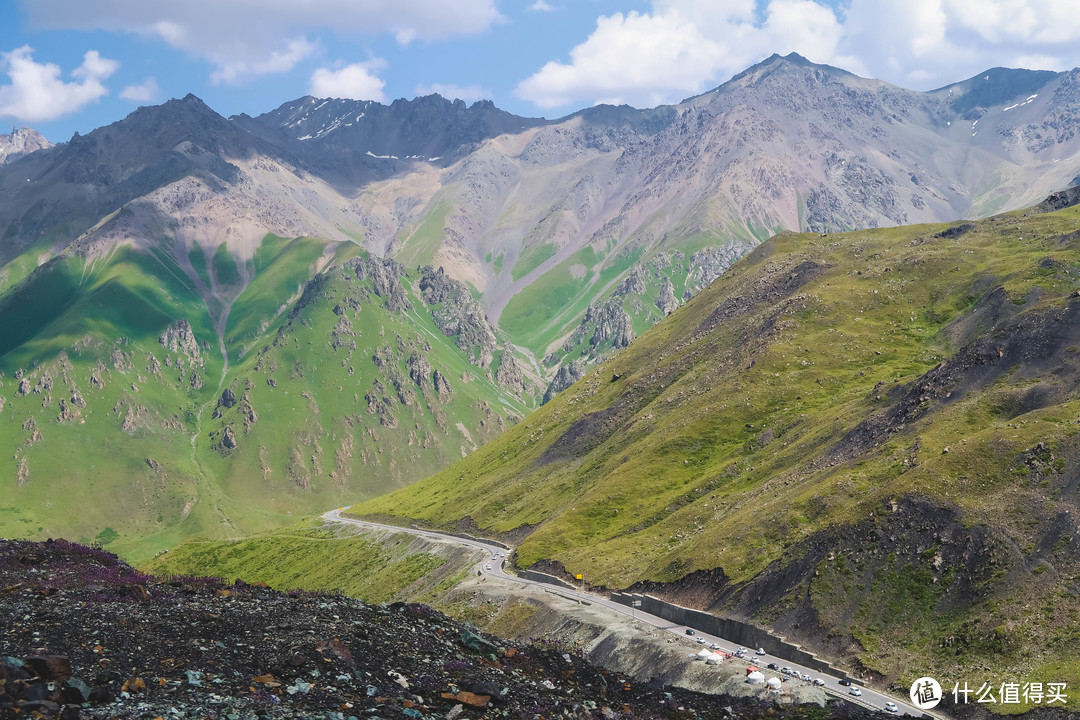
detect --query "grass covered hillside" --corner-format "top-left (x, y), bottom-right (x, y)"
top-left (0, 230), bottom-right (532, 562)
top-left (354, 195), bottom-right (1080, 691)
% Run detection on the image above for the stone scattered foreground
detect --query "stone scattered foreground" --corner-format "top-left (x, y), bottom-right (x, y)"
top-left (0, 538), bottom-right (878, 720)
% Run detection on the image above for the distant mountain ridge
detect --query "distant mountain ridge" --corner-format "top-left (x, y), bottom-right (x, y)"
top-left (3, 53), bottom-right (1080, 555)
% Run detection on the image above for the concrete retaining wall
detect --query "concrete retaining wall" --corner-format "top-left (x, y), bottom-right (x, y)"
top-left (517, 569), bottom-right (576, 590)
top-left (611, 592), bottom-right (851, 679)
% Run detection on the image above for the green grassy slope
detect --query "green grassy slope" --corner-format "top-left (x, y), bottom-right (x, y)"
top-left (1, 234), bottom-right (531, 563)
top-left (0, 239), bottom-right (224, 558)
top-left (355, 204), bottom-right (1080, 691)
top-left (142, 523), bottom-right (455, 604)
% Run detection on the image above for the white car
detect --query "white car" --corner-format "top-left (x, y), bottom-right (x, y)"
top-left (484, 564), bottom-right (491, 570)
top-left (849, 688), bottom-right (863, 697)
top-left (884, 702), bottom-right (898, 713)
top-left (813, 679), bottom-right (825, 687)
top-left (802, 674), bottom-right (812, 682)
top-left (757, 648), bottom-right (766, 655)
top-left (709, 643), bottom-right (721, 650)
top-left (695, 637), bottom-right (706, 644)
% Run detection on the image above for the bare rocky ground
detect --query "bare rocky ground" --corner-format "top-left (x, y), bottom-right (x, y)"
top-left (0, 538), bottom-right (887, 720)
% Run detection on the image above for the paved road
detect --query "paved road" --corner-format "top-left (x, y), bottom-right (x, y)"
top-left (323, 509), bottom-right (924, 717)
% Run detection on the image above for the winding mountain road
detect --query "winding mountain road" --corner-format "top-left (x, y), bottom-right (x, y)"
top-left (322, 509), bottom-right (927, 717)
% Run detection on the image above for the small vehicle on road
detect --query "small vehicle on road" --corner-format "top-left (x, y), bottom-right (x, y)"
top-left (709, 643), bottom-right (721, 650)
top-left (839, 679), bottom-right (853, 687)
top-left (849, 688), bottom-right (863, 697)
top-left (802, 674), bottom-right (812, 682)
top-left (757, 648), bottom-right (766, 655)
top-left (484, 564), bottom-right (491, 570)
top-left (884, 702), bottom-right (898, 713)
top-left (766, 663), bottom-right (778, 670)
top-left (695, 637), bottom-right (706, 644)
top-left (685, 629), bottom-right (695, 636)
top-left (813, 679), bottom-right (825, 687)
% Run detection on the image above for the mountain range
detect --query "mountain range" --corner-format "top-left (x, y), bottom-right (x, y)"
top-left (3, 53), bottom-right (1080, 560)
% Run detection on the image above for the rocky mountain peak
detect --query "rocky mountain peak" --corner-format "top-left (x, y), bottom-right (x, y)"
top-left (0, 126), bottom-right (52, 167)
top-left (717, 51), bottom-right (859, 95)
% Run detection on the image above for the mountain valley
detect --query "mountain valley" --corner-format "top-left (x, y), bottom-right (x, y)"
top-left (4, 53), bottom-right (1080, 571)
top-left (354, 195), bottom-right (1080, 692)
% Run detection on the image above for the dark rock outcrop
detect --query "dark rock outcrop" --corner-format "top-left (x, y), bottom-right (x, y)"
top-left (543, 360), bottom-right (587, 404)
top-left (656, 277), bottom-right (678, 316)
top-left (495, 351), bottom-right (528, 396)
top-left (419, 266), bottom-right (498, 368)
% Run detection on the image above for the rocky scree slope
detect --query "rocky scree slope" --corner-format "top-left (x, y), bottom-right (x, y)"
top-left (0, 538), bottom-right (878, 720)
top-left (355, 199), bottom-right (1080, 691)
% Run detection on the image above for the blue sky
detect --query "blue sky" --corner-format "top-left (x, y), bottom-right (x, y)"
top-left (2, 0), bottom-right (1079, 143)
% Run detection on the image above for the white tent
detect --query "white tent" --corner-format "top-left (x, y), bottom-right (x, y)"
top-left (746, 671), bottom-right (766, 685)
top-left (766, 677), bottom-right (782, 690)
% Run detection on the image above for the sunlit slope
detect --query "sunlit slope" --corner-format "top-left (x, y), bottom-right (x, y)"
top-left (0, 231), bottom-right (531, 562)
top-left (200, 251), bottom-right (532, 514)
top-left (355, 202), bottom-right (1080, 685)
top-left (0, 239), bottom-right (225, 557)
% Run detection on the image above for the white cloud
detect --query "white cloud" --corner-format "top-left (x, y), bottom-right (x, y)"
top-left (515, 10), bottom-right (726, 108)
top-left (211, 38), bottom-right (318, 85)
top-left (514, 2), bottom-right (864, 110)
top-left (529, 0), bottom-right (554, 11)
top-left (23, 0), bottom-right (502, 83)
top-left (843, 0), bottom-right (1080, 88)
top-left (310, 61), bottom-right (387, 102)
top-left (651, 0), bottom-right (756, 26)
top-left (0, 46), bottom-right (118, 123)
top-left (1011, 53), bottom-right (1068, 72)
top-left (516, 0), bottom-right (1080, 112)
top-left (414, 83), bottom-right (491, 103)
top-left (944, 0), bottom-right (1080, 44)
top-left (119, 76), bottom-right (159, 102)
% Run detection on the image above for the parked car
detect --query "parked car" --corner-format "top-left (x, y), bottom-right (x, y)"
top-left (766, 663), bottom-right (778, 670)
top-left (884, 702), bottom-right (898, 713)
top-left (813, 679), bottom-right (826, 687)
top-left (484, 564), bottom-right (491, 570)
top-left (757, 648), bottom-right (766, 655)
top-left (695, 637), bottom-right (706, 644)
top-left (839, 679), bottom-right (853, 687)
top-left (685, 629), bottom-right (695, 636)
top-left (849, 688), bottom-right (863, 697)
top-left (802, 674), bottom-right (812, 682)
top-left (709, 643), bottom-right (721, 650)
